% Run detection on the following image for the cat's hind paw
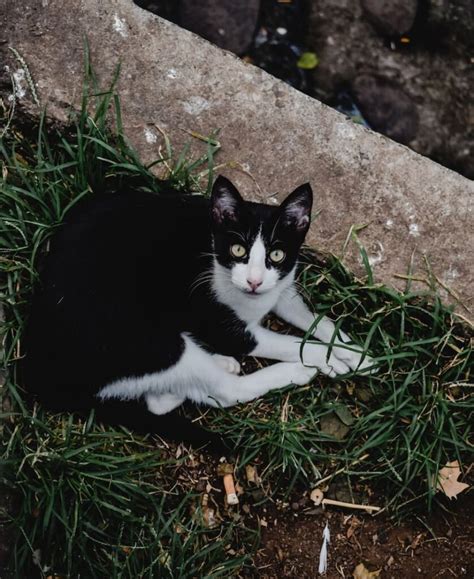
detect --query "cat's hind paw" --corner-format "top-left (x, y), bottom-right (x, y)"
top-left (213, 354), bottom-right (241, 375)
top-left (316, 356), bottom-right (351, 378)
top-left (146, 393), bottom-right (185, 415)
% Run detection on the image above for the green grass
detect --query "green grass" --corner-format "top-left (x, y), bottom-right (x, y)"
top-left (204, 253), bottom-right (472, 512)
top-left (1, 66), bottom-right (473, 577)
top-left (6, 417), bottom-right (252, 577)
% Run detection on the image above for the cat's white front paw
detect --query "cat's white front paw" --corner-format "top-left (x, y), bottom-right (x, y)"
top-left (301, 343), bottom-right (350, 377)
top-left (213, 354), bottom-right (241, 375)
top-left (286, 362), bottom-right (318, 385)
top-left (332, 345), bottom-right (376, 374)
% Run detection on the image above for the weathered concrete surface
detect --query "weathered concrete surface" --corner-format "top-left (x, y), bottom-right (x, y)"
top-left (1, 0), bottom-right (473, 306)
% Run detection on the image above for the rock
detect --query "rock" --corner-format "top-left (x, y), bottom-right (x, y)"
top-left (427, 0), bottom-right (474, 49)
top-left (180, 0), bottom-right (260, 55)
top-left (352, 75), bottom-right (419, 144)
top-left (307, 1), bottom-right (474, 180)
top-left (361, 0), bottom-right (418, 37)
top-left (134, 1), bottom-right (179, 22)
top-left (319, 413), bottom-right (350, 441)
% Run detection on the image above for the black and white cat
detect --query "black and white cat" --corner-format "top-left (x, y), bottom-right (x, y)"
top-left (23, 176), bottom-right (372, 443)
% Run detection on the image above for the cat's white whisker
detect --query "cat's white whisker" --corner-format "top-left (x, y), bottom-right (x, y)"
top-left (228, 230), bottom-right (248, 244)
top-left (189, 270), bottom-right (215, 295)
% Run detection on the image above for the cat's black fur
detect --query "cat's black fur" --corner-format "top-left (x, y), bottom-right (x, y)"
top-left (22, 177), bottom-right (311, 448)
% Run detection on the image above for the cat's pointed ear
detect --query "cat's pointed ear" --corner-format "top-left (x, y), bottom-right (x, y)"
top-left (279, 183), bottom-right (313, 233)
top-left (211, 176), bottom-right (243, 225)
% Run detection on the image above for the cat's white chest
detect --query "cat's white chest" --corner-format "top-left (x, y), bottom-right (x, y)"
top-left (223, 286), bottom-right (280, 324)
top-left (212, 262), bottom-right (295, 325)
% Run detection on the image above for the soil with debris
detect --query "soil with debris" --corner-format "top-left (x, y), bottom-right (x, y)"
top-left (172, 448), bottom-right (473, 578)
top-left (252, 493), bottom-right (474, 578)
top-left (161, 448), bottom-right (474, 578)
top-left (1, 434), bottom-right (472, 577)
top-left (172, 449), bottom-right (474, 578)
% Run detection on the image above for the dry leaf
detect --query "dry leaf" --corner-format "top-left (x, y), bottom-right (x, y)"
top-left (246, 464), bottom-right (258, 483)
top-left (436, 460), bottom-right (469, 499)
top-left (334, 404), bottom-right (355, 426)
top-left (353, 562), bottom-right (381, 578)
top-left (409, 532), bottom-right (424, 551)
top-left (202, 506), bottom-right (217, 528)
top-left (346, 516), bottom-right (361, 539)
top-left (235, 482), bottom-right (245, 495)
top-left (296, 51), bottom-right (319, 70)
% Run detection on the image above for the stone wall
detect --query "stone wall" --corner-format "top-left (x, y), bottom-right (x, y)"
top-left (1, 0), bottom-right (473, 306)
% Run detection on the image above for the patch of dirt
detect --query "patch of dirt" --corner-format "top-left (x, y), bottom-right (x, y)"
top-left (166, 448), bottom-right (474, 577)
top-left (252, 493), bottom-right (474, 578)
top-left (144, 444), bottom-right (474, 578)
top-left (1, 430), bottom-right (472, 577)
top-left (160, 441), bottom-right (473, 578)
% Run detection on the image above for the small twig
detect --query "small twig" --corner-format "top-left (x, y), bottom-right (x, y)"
top-left (452, 312), bottom-right (474, 329)
top-left (211, 160), bottom-right (263, 196)
top-left (394, 270), bottom-right (472, 315)
top-left (432, 272), bottom-right (472, 314)
top-left (394, 273), bottom-right (428, 283)
top-left (314, 453), bottom-right (370, 488)
top-left (181, 128), bottom-right (220, 148)
top-left (322, 498), bottom-right (381, 512)
top-left (280, 394), bottom-right (290, 423)
top-left (153, 125), bottom-right (174, 178)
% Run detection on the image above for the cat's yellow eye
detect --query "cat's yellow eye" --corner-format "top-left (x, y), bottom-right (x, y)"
top-left (270, 249), bottom-right (286, 263)
top-left (230, 244), bottom-right (247, 258)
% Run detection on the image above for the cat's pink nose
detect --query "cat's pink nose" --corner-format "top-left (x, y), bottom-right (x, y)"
top-left (247, 279), bottom-right (262, 292)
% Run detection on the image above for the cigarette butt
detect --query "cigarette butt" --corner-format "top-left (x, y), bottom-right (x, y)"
top-left (310, 488), bottom-right (324, 505)
top-left (223, 473), bottom-right (239, 505)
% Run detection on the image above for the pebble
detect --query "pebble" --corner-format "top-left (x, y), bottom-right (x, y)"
top-left (180, 0), bottom-right (260, 55)
top-left (361, 0), bottom-right (418, 37)
top-left (351, 74), bottom-right (419, 144)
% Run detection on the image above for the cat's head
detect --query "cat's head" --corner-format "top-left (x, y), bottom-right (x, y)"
top-left (210, 176), bottom-right (313, 295)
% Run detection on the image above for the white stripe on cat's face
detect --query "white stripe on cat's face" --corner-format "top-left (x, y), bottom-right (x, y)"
top-left (231, 233), bottom-right (279, 295)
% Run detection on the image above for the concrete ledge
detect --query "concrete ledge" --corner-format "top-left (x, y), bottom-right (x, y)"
top-left (1, 0), bottom-right (473, 305)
